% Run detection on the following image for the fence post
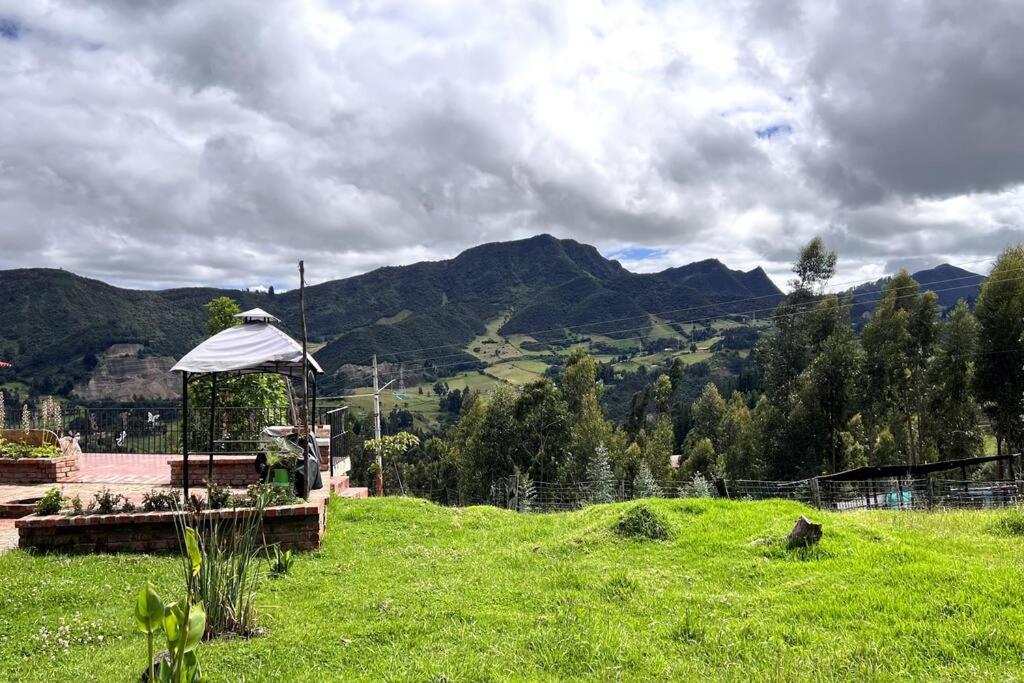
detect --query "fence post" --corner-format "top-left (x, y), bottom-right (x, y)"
top-left (927, 478), bottom-right (934, 510)
top-left (810, 477), bottom-right (821, 509)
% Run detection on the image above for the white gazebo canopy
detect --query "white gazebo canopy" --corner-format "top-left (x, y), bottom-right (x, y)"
top-left (170, 308), bottom-right (323, 379)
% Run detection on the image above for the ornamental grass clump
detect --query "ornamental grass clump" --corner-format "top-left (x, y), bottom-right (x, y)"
top-left (174, 501), bottom-right (266, 639)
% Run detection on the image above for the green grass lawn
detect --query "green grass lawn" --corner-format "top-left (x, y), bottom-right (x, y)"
top-left (3, 497), bottom-right (1024, 681)
top-left (485, 359), bottom-right (551, 385)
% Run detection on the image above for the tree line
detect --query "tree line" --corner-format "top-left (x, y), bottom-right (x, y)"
top-left (344, 240), bottom-right (1024, 498)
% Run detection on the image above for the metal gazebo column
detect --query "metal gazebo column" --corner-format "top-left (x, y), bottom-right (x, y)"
top-left (208, 374), bottom-right (217, 485)
top-left (181, 371), bottom-right (190, 500)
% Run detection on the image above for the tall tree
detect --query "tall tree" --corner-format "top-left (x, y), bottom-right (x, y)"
top-left (862, 271), bottom-right (934, 465)
top-left (513, 379), bottom-right (570, 483)
top-left (974, 246), bottom-right (1024, 456)
top-left (925, 301), bottom-right (983, 460)
top-left (562, 350), bottom-right (615, 482)
top-left (800, 295), bottom-right (863, 473)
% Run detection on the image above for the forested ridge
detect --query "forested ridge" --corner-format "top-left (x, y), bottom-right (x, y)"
top-left (349, 239), bottom-right (1021, 497)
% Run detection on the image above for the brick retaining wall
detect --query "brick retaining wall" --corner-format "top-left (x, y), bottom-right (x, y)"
top-left (169, 455), bottom-right (260, 488)
top-left (16, 499), bottom-right (325, 553)
top-left (0, 500), bottom-right (40, 519)
top-left (0, 454), bottom-right (79, 484)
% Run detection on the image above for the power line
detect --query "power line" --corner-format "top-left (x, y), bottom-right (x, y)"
top-left (387, 269), bottom-right (1010, 370)
top-left (383, 270), bottom-right (1024, 378)
top-left (366, 258), bottom-right (999, 364)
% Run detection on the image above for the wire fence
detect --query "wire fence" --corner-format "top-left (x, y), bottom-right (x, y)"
top-left (391, 476), bottom-right (1024, 513)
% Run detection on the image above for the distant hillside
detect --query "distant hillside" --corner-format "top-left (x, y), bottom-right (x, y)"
top-left (846, 263), bottom-right (985, 324)
top-left (0, 234), bottom-right (783, 398)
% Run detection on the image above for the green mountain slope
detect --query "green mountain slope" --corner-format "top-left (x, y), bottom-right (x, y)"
top-left (0, 234), bottom-right (783, 396)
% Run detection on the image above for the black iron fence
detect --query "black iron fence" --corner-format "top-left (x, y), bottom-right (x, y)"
top-left (0, 401), bottom-right (334, 454)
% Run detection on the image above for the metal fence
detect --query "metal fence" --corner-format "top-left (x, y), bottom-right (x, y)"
top-left (1, 401), bottom-right (334, 454)
top-left (817, 478), bottom-right (1023, 511)
top-left (397, 476), bottom-right (1024, 513)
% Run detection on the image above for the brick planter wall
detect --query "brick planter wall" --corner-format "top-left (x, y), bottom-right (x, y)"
top-left (169, 455), bottom-right (260, 488)
top-left (0, 454), bottom-right (79, 484)
top-left (16, 499), bottom-right (326, 553)
top-left (0, 500), bottom-right (40, 519)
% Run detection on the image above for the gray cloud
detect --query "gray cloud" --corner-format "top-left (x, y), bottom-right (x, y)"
top-left (0, 0), bottom-right (1021, 292)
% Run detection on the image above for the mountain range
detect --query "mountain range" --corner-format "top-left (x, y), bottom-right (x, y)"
top-left (0, 234), bottom-right (984, 400)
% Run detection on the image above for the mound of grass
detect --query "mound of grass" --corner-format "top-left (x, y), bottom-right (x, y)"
top-left (989, 509), bottom-right (1024, 536)
top-left (4, 498), bottom-right (1024, 680)
top-left (614, 503), bottom-right (671, 540)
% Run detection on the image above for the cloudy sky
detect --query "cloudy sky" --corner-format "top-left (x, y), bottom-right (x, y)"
top-left (1, 0), bottom-right (1021, 291)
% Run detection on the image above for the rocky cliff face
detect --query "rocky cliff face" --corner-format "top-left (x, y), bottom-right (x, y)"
top-left (74, 344), bottom-right (180, 402)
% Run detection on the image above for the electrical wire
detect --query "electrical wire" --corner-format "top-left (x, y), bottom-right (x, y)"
top-left (371, 264), bottom-right (1001, 367)
top-left (385, 269), bottom-right (1017, 372)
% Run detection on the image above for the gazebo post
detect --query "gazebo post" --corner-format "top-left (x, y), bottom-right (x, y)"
top-left (208, 374), bottom-right (217, 491)
top-left (310, 369), bottom-right (318, 483)
top-left (182, 371), bottom-right (190, 501)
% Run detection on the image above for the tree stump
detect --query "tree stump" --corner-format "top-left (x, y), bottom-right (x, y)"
top-left (787, 515), bottom-right (822, 548)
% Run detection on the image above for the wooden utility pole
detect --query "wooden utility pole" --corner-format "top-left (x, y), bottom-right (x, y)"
top-left (299, 261), bottom-right (310, 498)
top-left (373, 353), bottom-right (383, 496)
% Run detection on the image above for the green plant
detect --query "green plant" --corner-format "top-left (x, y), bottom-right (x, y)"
top-left (989, 510), bottom-right (1024, 536)
top-left (690, 472), bottom-right (713, 498)
top-left (34, 487), bottom-right (63, 516)
top-left (90, 488), bottom-right (126, 515)
top-left (246, 482), bottom-right (298, 508)
top-left (205, 480), bottom-right (231, 510)
top-left (266, 545), bottom-right (295, 578)
top-left (135, 531), bottom-right (206, 682)
top-left (143, 489), bottom-right (182, 512)
top-left (69, 494), bottom-right (84, 516)
top-left (175, 503), bottom-right (266, 638)
top-left (0, 436), bottom-right (61, 460)
top-left (135, 582), bottom-right (163, 683)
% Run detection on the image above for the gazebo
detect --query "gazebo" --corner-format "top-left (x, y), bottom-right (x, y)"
top-left (170, 308), bottom-right (323, 500)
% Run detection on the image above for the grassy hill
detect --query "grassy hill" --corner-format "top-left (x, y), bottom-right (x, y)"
top-left (3, 497), bottom-right (1024, 680)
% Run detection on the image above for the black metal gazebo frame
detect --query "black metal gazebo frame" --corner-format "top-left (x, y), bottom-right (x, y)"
top-left (178, 364), bottom-right (320, 501)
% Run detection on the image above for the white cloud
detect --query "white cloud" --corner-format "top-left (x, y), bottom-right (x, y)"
top-left (0, 0), bottom-right (1020, 291)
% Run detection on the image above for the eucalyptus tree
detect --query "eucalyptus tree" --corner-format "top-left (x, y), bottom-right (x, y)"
top-left (974, 246), bottom-right (1024, 457)
top-left (925, 301), bottom-right (983, 460)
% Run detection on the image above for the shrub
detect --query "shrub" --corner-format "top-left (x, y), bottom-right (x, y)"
top-left (34, 487), bottom-right (63, 516)
top-left (633, 462), bottom-right (662, 498)
top-left (690, 473), bottom-right (713, 498)
top-left (205, 480), bottom-right (231, 510)
top-left (585, 444), bottom-right (616, 504)
top-left (614, 504), bottom-right (671, 541)
top-left (142, 489), bottom-right (181, 512)
top-left (246, 482), bottom-right (298, 508)
top-left (90, 488), bottom-right (126, 515)
top-left (0, 436), bottom-right (61, 460)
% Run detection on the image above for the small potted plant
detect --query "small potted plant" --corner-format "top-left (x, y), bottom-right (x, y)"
top-left (261, 438), bottom-right (296, 489)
